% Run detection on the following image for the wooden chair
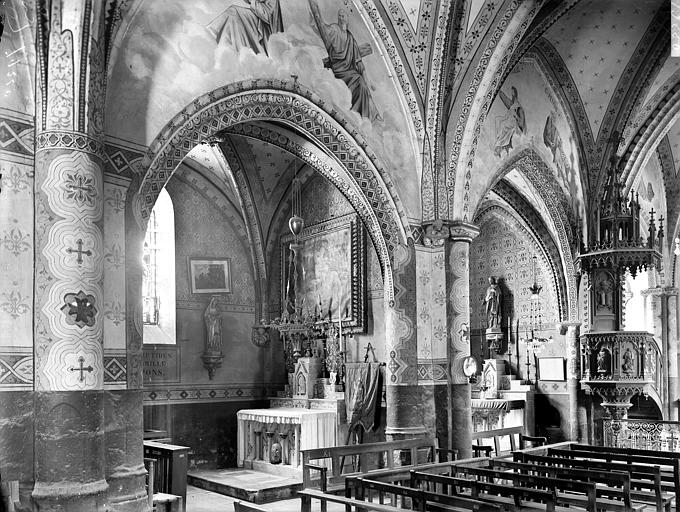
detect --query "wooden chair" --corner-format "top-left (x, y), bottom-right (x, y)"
top-left (471, 445), bottom-right (494, 457)
top-left (519, 434), bottom-right (547, 449)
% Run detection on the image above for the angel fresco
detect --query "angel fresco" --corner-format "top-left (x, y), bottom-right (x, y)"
top-left (494, 86), bottom-right (526, 158)
top-left (208, 0), bottom-right (283, 56)
top-left (308, 0), bottom-right (382, 121)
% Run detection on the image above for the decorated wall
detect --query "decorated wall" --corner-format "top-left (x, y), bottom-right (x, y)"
top-left (105, 0), bottom-right (421, 218)
top-left (142, 174), bottom-right (267, 468)
top-left (470, 212), bottom-right (570, 440)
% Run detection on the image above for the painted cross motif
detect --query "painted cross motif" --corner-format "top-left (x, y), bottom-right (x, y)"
top-left (69, 356), bottom-right (94, 382)
top-left (61, 291), bottom-right (97, 328)
top-left (64, 172), bottom-right (96, 207)
top-left (66, 239), bottom-right (92, 265)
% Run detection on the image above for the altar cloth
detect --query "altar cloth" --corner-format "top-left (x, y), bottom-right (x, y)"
top-left (237, 407), bottom-right (337, 469)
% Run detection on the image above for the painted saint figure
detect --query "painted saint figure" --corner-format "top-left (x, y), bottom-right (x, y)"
top-left (204, 296), bottom-right (223, 351)
top-left (484, 277), bottom-right (502, 329)
top-left (208, 0), bottom-right (283, 56)
top-left (494, 86), bottom-right (525, 157)
top-left (308, 0), bottom-right (381, 121)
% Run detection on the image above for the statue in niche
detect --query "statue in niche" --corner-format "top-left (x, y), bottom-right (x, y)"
top-left (597, 347), bottom-right (610, 374)
top-left (484, 277), bottom-right (502, 330)
top-left (622, 347), bottom-right (634, 375)
top-left (204, 296), bottom-right (223, 351)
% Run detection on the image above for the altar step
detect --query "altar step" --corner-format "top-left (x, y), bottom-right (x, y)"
top-left (188, 468), bottom-right (302, 504)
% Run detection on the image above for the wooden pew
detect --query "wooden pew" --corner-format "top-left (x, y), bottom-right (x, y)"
top-left (470, 427), bottom-right (546, 456)
top-left (299, 488), bottom-right (417, 512)
top-left (450, 465), bottom-right (598, 512)
top-left (547, 446), bottom-right (680, 506)
top-left (516, 452), bottom-right (666, 512)
top-left (301, 437), bottom-right (450, 512)
top-left (410, 470), bottom-right (564, 512)
top-left (489, 458), bottom-right (657, 512)
top-left (346, 476), bottom-right (501, 511)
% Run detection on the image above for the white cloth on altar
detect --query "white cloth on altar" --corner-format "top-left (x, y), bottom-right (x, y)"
top-left (237, 407), bottom-right (337, 467)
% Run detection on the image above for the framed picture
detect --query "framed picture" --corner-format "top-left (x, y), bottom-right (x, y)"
top-left (281, 213), bottom-right (367, 334)
top-left (537, 357), bottom-right (566, 381)
top-left (188, 257), bottom-right (231, 294)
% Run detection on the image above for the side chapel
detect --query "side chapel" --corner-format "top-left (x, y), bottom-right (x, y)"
top-left (0, 0), bottom-right (679, 509)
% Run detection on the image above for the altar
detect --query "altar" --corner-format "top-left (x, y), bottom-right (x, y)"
top-left (237, 407), bottom-right (337, 477)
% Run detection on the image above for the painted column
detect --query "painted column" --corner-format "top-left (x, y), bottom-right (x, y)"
top-left (668, 290), bottom-right (680, 420)
top-left (446, 222), bottom-right (479, 459)
top-left (33, 3), bottom-right (107, 509)
top-left (32, 3), bottom-right (147, 510)
top-left (385, 240), bottom-right (428, 440)
top-left (562, 321), bottom-right (582, 441)
top-left (418, 223), bottom-right (450, 443)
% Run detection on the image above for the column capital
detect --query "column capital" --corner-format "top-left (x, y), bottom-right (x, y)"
top-left (641, 286), bottom-right (679, 298)
top-left (448, 221), bottom-right (480, 243)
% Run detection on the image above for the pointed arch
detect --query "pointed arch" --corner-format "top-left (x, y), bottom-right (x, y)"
top-left (134, 80), bottom-right (411, 302)
top-left (445, 0), bottom-right (541, 220)
top-left (471, 147), bottom-right (578, 320)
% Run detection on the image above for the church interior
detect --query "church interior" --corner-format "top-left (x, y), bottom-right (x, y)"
top-left (2, 0), bottom-right (680, 510)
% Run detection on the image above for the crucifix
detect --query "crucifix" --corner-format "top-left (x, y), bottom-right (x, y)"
top-left (69, 356), bottom-right (94, 382)
top-left (66, 239), bottom-right (92, 265)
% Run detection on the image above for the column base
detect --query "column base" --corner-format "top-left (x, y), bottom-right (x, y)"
top-left (107, 464), bottom-right (149, 512)
top-left (32, 479), bottom-right (108, 512)
top-left (451, 383), bottom-right (472, 459)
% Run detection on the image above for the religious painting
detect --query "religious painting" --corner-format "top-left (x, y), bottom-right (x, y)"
top-left (537, 357), bottom-right (565, 381)
top-left (307, 0), bottom-right (382, 121)
top-left (281, 214), bottom-right (366, 334)
top-left (207, 0), bottom-right (284, 56)
top-left (189, 257), bottom-right (231, 294)
top-left (493, 86), bottom-right (526, 157)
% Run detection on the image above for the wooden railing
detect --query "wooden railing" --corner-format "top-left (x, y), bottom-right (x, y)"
top-left (604, 418), bottom-right (680, 452)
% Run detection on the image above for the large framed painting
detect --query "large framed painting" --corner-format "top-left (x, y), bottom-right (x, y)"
top-left (188, 257), bottom-right (231, 294)
top-left (281, 214), bottom-right (367, 334)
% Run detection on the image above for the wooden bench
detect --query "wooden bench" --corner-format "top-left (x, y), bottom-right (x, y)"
top-left (410, 470), bottom-right (566, 512)
top-left (516, 452), bottom-right (665, 512)
top-left (450, 464), bottom-right (598, 512)
top-left (347, 476), bottom-right (501, 511)
top-left (548, 446), bottom-right (680, 506)
top-left (299, 488), bottom-right (415, 512)
top-left (471, 426), bottom-right (546, 457)
top-left (301, 437), bottom-right (453, 496)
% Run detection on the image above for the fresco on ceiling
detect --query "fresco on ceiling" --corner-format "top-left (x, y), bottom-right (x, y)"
top-left (0, 0), bottom-right (35, 114)
top-left (469, 60), bottom-right (585, 223)
top-left (106, 0), bottom-right (420, 216)
top-left (493, 87), bottom-right (525, 158)
top-left (633, 154), bottom-right (666, 238)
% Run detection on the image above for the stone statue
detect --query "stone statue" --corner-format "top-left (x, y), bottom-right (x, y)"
top-left (622, 347), bottom-right (634, 374)
top-left (597, 347), bottom-right (610, 374)
top-left (204, 296), bottom-right (222, 351)
top-left (484, 277), bottom-right (502, 329)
